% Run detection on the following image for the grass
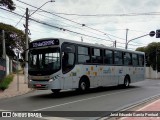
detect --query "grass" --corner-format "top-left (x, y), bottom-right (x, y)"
top-left (0, 74), bottom-right (14, 91)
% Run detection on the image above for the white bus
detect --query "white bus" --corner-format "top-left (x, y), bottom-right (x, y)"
top-left (28, 38), bottom-right (145, 93)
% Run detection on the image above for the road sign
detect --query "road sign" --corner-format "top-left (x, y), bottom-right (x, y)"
top-left (149, 31), bottom-right (155, 37)
top-left (156, 30), bottom-right (160, 38)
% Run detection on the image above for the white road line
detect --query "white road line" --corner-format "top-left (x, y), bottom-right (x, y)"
top-left (33, 89), bottom-right (139, 111)
top-left (0, 109), bottom-right (9, 111)
top-left (41, 117), bottom-right (72, 120)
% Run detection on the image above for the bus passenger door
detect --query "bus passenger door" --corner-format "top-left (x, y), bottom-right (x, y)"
top-left (62, 43), bottom-right (76, 89)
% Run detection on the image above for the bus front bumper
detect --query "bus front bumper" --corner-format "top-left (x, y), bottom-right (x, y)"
top-left (28, 79), bottom-right (61, 90)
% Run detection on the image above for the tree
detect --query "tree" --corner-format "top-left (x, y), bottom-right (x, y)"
top-left (136, 42), bottom-right (160, 71)
top-left (0, 0), bottom-right (16, 11)
top-left (136, 46), bottom-right (146, 52)
top-left (0, 23), bottom-right (26, 58)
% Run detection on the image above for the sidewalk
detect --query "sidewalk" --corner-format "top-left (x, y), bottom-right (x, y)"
top-left (0, 73), bottom-right (33, 99)
top-left (104, 98), bottom-right (160, 120)
top-left (119, 98), bottom-right (160, 120)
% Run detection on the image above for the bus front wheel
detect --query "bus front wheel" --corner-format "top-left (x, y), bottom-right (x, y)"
top-left (79, 79), bottom-right (89, 92)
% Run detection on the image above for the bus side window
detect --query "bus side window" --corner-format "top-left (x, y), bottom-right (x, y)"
top-left (78, 46), bottom-right (91, 64)
top-left (114, 51), bottom-right (123, 65)
top-left (62, 52), bottom-right (69, 68)
top-left (104, 50), bottom-right (113, 64)
top-left (124, 52), bottom-right (132, 65)
top-left (132, 54), bottom-right (139, 66)
top-left (139, 54), bottom-right (144, 66)
top-left (92, 48), bottom-right (103, 64)
top-left (62, 43), bottom-right (75, 73)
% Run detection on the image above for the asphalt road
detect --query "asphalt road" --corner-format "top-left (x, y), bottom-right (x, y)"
top-left (0, 79), bottom-right (160, 120)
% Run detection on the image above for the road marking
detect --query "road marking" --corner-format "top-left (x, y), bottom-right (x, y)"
top-left (33, 88), bottom-right (139, 111)
top-left (41, 117), bottom-right (72, 120)
top-left (0, 109), bottom-right (9, 111)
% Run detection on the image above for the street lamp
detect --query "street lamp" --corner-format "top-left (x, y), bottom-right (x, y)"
top-left (24, 0), bottom-right (54, 83)
top-left (125, 31), bottom-right (155, 49)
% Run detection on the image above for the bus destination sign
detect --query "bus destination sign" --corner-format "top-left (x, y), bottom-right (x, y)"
top-left (30, 39), bottom-right (59, 48)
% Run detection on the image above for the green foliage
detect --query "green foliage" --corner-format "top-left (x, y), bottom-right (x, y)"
top-left (0, 74), bottom-right (14, 91)
top-left (0, 23), bottom-right (26, 58)
top-left (136, 42), bottom-right (160, 71)
top-left (135, 47), bottom-right (146, 52)
top-left (0, 0), bottom-right (16, 11)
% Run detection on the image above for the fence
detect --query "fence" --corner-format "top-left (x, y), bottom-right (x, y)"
top-left (0, 57), bottom-right (6, 81)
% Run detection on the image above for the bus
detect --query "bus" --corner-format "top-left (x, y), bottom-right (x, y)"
top-left (28, 38), bottom-right (145, 93)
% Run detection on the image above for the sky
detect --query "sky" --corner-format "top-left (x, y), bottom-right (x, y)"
top-left (1, 0), bottom-right (160, 50)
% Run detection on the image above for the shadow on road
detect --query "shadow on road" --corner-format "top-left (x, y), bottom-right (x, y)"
top-left (29, 85), bottom-right (140, 100)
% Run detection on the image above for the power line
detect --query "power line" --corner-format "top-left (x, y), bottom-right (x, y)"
top-left (0, 7), bottom-right (149, 48)
top-left (0, 7), bottom-right (114, 43)
top-left (15, 13), bottom-right (25, 27)
top-left (15, 5), bottom-right (115, 41)
top-left (15, 0), bottom-right (126, 41)
top-left (46, 12), bottom-right (160, 17)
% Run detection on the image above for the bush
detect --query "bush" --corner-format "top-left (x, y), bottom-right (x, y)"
top-left (0, 74), bottom-right (14, 91)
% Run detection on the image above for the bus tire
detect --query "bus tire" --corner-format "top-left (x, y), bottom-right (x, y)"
top-left (123, 76), bottom-right (130, 88)
top-left (51, 89), bottom-right (60, 94)
top-left (79, 77), bottom-right (89, 92)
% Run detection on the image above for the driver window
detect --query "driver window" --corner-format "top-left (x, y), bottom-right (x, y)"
top-left (62, 43), bottom-right (75, 73)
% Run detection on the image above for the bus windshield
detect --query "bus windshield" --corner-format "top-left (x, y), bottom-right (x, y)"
top-left (28, 47), bottom-right (60, 75)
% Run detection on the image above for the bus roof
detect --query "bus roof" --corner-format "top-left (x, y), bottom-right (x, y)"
top-left (31, 38), bottom-right (145, 55)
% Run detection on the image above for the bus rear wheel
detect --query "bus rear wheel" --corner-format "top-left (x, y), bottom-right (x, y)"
top-left (51, 89), bottom-right (60, 94)
top-left (123, 76), bottom-right (130, 87)
top-left (79, 79), bottom-right (89, 92)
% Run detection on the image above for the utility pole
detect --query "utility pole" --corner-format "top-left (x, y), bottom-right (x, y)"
top-left (16, 50), bottom-right (19, 91)
top-left (156, 47), bottom-right (158, 79)
top-left (24, 1), bottom-right (54, 83)
top-left (114, 40), bottom-right (116, 48)
top-left (25, 8), bottom-right (29, 83)
top-left (81, 36), bottom-right (83, 42)
top-left (2, 30), bottom-right (6, 59)
top-left (125, 29), bottom-right (129, 49)
top-left (125, 31), bottom-right (155, 49)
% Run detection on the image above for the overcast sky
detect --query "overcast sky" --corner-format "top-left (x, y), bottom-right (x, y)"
top-left (1, 0), bottom-right (160, 50)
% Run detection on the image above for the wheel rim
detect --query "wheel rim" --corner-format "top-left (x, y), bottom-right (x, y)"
top-left (81, 82), bottom-right (86, 90)
top-left (125, 79), bottom-right (129, 86)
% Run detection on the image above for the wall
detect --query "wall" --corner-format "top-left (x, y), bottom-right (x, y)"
top-left (0, 56), bottom-right (20, 81)
top-left (145, 66), bottom-right (160, 79)
top-left (0, 57), bottom-right (6, 81)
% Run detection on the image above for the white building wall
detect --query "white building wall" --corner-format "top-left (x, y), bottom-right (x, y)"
top-left (6, 55), bottom-right (10, 75)
top-left (145, 67), bottom-right (160, 79)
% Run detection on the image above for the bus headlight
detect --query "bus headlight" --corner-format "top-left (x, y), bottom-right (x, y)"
top-left (49, 79), bottom-right (53, 82)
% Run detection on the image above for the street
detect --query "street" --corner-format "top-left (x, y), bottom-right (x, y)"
top-left (0, 79), bottom-right (160, 120)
